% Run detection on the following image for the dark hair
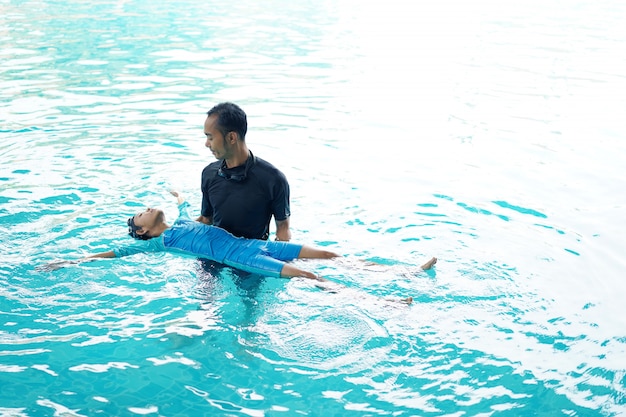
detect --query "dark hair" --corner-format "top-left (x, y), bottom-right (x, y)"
top-left (127, 217), bottom-right (152, 240)
top-left (207, 102), bottom-right (247, 142)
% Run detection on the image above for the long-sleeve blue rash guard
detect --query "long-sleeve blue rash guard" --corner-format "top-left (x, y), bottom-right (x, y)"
top-left (112, 202), bottom-right (302, 277)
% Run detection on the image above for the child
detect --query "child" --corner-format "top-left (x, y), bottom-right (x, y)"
top-left (41, 191), bottom-right (437, 284)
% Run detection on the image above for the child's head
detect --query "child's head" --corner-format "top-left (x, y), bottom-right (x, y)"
top-left (127, 208), bottom-right (165, 240)
top-left (127, 217), bottom-right (151, 240)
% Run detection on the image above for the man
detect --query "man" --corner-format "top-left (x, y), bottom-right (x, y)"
top-left (197, 102), bottom-right (291, 242)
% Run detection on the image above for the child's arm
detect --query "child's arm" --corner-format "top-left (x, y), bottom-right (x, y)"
top-left (170, 190), bottom-right (185, 205)
top-left (170, 190), bottom-right (193, 222)
top-left (86, 251), bottom-right (116, 259)
top-left (38, 251), bottom-right (116, 272)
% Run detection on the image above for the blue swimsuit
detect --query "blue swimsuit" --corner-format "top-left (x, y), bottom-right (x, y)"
top-left (112, 202), bottom-right (302, 277)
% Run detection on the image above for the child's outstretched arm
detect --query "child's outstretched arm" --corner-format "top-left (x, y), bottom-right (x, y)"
top-left (38, 251), bottom-right (116, 272)
top-left (169, 190), bottom-right (194, 222)
top-left (169, 190), bottom-right (185, 205)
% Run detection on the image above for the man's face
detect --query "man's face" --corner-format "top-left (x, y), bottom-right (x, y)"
top-left (132, 208), bottom-right (165, 235)
top-left (204, 115), bottom-right (231, 160)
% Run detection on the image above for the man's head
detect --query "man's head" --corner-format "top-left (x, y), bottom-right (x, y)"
top-left (206, 102), bottom-right (247, 142)
top-left (127, 208), bottom-right (166, 240)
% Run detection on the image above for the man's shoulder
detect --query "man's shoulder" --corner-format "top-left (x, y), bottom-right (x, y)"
top-left (202, 160), bottom-right (221, 171)
top-left (253, 155), bottom-right (285, 176)
top-left (201, 160), bottom-right (221, 178)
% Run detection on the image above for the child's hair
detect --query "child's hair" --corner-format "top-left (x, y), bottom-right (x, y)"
top-left (127, 217), bottom-right (152, 240)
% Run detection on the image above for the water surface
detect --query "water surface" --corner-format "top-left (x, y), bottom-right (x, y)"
top-left (1, 0), bottom-right (625, 416)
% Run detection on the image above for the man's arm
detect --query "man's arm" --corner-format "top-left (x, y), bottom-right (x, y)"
top-left (199, 170), bottom-right (213, 225)
top-left (275, 218), bottom-right (291, 242)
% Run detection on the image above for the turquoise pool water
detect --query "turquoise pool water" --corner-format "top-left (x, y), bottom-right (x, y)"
top-left (2, 0), bottom-right (625, 415)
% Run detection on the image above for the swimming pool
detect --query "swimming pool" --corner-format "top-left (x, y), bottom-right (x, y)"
top-left (2, 0), bottom-right (625, 415)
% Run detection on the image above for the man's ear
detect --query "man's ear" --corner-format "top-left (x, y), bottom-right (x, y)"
top-left (136, 228), bottom-right (148, 236)
top-left (226, 131), bottom-right (238, 143)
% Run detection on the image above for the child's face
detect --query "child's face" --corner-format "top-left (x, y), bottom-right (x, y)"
top-left (133, 208), bottom-right (165, 231)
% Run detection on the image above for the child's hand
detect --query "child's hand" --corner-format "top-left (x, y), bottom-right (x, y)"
top-left (37, 260), bottom-right (79, 272)
top-left (169, 190), bottom-right (185, 205)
